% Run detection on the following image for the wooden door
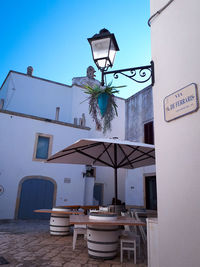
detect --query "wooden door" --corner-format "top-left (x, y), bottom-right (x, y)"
top-left (18, 178), bottom-right (54, 219)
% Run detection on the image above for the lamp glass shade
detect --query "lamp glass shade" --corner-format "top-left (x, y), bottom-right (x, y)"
top-left (108, 40), bottom-right (117, 68)
top-left (88, 29), bottom-right (119, 71)
top-left (91, 37), bottom-right (110, 69)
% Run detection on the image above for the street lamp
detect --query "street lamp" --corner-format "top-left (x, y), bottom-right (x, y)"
top-left (88, 28), bottom-right (154, 86)
top-left (88, 28), bottom-right (119, 72)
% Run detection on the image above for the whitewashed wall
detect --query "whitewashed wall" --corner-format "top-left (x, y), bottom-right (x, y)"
top-left (95, 167), bottom-right (126, 205)
top-left (1, 73), bottom-right (73, 123)
top-left (0, 72), bottom-right (125, 140)
top-left (126, 165), bottom-right (156, 207)
top-left (0, 71), bottom-right (126, 219)
top-left (0, 112), bottom-right (88, 219)
top-left (150, 0), bottom-right (200, 266)
top-left (125, 86), bottom-right (155, 207)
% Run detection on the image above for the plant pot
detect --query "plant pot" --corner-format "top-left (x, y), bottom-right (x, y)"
top-left (97, 93), bottom-right (110, 117)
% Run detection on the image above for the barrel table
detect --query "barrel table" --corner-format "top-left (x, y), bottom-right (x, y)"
top-left (70, 214), bottom-right (146, 260)
top-left (50, 207), bottom-right (72, 235)
top-left (34, 208), bottom-right (83, 236)
top-left (87, 212), bottom-right (119, 259)
top-left (50, 206), bottom-right (81, 235)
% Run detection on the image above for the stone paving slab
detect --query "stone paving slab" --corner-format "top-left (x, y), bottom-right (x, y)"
top-left (0, 220), bottom-right (147, 267)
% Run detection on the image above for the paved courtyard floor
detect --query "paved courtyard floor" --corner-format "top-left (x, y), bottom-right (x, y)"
top-left (0, 220), bottom-right (147, 267)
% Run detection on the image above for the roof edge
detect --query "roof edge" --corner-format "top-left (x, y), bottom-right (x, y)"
top-left (0, 109), bottom-right (91, 131)
top-left (0, 70), bottom-right (75, 90)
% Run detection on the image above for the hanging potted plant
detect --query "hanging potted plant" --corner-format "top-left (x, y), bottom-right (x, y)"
top-left (83, 82), bottom-right (126, 133)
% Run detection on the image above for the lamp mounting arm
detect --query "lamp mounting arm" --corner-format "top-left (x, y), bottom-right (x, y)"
top-left (101, 61), bottom-right (155, 86)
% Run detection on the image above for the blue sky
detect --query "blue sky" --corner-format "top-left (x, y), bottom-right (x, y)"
top-left (0, 0), bottom-right (151, 98)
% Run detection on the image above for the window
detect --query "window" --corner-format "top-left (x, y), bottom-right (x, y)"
top-left (144, 121), bottom-right (154, 145)
top-left (33, 133), bottom-right (53, 161)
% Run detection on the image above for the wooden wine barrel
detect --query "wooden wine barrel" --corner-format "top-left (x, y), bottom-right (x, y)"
top-left (50, 207), bottom-right (71, 236)
top-left (87, 212), bottom-right (119, 259)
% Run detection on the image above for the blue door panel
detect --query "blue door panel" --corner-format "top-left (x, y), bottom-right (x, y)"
top-left (93, 184), bottom-right (103, 205)
top-left (18, 178), bottom-right (54, 219)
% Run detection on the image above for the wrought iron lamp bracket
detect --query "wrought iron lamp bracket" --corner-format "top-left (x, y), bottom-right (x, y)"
top-left (101, 60), bottom-right (155, 86)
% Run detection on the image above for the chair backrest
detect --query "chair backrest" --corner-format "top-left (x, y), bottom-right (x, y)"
top-left (121, 212), bottom-right (131, 232)
top-left (134, 212), bottom-right (147, 243)
top-left (89, 209), bottom-right (99, 213)
top-left (129, 211), bottom-right (137, 233)
top-left (121, 211), bottom-right (129, 216)
top-left (74, 224), bottom-right (86, 229)
top-left (99, 206), bottom-right (109, 212)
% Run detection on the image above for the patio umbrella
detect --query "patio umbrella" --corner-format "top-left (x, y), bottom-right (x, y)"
top-left (47, 138), bottom-right (155, 204)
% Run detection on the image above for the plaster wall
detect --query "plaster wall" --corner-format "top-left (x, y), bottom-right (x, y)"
top-left (0, 75), bottom-right (11, 102)
top-left (0, 112), bottom-right (87, 219)
top-left (125, 86), bottom-right (153, 142)
top-left (126, 165), bottom-right (156, 207)
top-left (125, 86), bottom-right (155, 206)
top-left (150, 0), bottom-right (200, 266)
top-left (0, 73), bottom-right (73, 123)
top-left (0, 70), bottom-right (126, 219)
top-left (84, 177), bottom-right (95, 205)
top-left (95, 167), bottom-right (126, 205)
top-left (0, 111), bottom-right (126, 219)
top-left (0, 72), bottom-right (125, 140)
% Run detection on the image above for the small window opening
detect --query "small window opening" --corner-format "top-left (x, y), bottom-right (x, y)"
top-left (144, 121), bottom-right (154, 145)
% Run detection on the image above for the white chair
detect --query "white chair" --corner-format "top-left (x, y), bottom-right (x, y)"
top-left (89, 209), bottom-right (99, 213)
top-left (134, 212), bottom-right (147, 244)
top-left (99, 206), bottom-right (109, 212)
top-left (72, 224), bottom-right (87, 250)
top-left (121, 212), bottom-right (141, 253)
top-left (120, 233), bottom-right (137, 264)
top-left (120, 212), bottom-right (140, 263)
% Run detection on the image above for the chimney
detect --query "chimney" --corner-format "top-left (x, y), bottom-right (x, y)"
top-left (55, 107), bottom-right (60, 121)
top-left (27, 66), bottom-right (33, 76)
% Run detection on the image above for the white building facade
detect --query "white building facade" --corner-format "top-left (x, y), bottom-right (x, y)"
top-left (125, 86), bottom-right (156, 209)
top-left (0, 67), bottom-right (126, 219)
top-left (150, 0), bottom-right (200, 266)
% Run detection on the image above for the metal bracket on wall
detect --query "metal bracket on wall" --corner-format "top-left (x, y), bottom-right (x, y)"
top-left (101, 61), bottom-right (155, 86)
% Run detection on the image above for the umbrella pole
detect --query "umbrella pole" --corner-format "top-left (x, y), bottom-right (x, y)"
top-left (114, 144), bottom-right (118, 206)
top-left (114, 167), bottom-right (118, 205)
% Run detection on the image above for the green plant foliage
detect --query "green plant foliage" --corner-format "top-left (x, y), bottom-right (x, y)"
top-left (83, 82), bottom-right (126, 133)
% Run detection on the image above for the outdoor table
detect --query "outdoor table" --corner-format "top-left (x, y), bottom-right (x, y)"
top-left (34, 209), bottom-right (83, 235)
top-left (70, 214), bottom-right (145, 226)
top-left (52, 205), bottom-right (99, 214)
top-left (34, 209), bottom-right (83, 215)
top-left (70, 214), bottom-right (145, 259)
top-left (80, 205), bottom-right (99, 214)
top-left (57, 205), bottom-right (81, 210)
top-left (134, 211), bottom-right (157, 223)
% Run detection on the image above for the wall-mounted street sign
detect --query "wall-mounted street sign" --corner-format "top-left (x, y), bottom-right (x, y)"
top-left (164, 83), bottom-right (199, 122)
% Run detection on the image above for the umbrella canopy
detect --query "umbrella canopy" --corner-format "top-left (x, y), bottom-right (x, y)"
top-left (47, 138), bottom-right (155, 203)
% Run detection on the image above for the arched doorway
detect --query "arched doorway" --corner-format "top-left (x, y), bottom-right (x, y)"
top-left (17, 176), bottom-right (56, 219)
